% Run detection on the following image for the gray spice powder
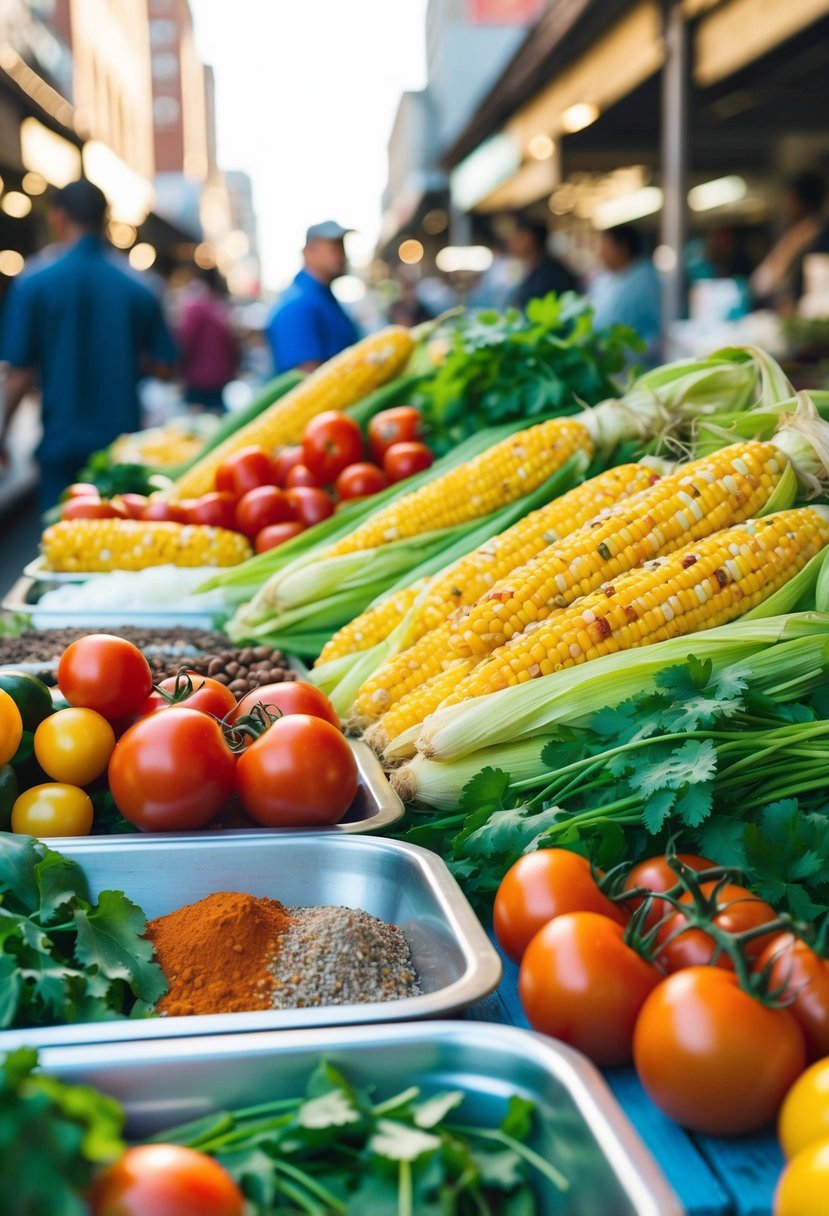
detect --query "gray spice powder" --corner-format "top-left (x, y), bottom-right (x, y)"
top-left (271, 905), bottom-right (421, 1008)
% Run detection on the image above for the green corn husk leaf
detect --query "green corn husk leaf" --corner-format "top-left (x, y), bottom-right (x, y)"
top-left (693, 392), bottom-right (829, 459)
top-left (402, 610), bottom-right (829, 764)
top-left (756, 460), bottom-right (799, 516)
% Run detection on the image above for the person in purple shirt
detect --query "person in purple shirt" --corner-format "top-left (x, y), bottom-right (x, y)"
top-left (266, 221), bottom-right (359, 373)
top-left (176, 267), bottom-right (239, 413)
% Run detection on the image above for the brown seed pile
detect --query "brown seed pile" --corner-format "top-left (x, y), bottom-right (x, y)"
top-left (149, 645), bottom-right (294, 698)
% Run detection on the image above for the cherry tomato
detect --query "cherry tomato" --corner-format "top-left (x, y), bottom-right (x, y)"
top-left (634, 967), bottom-right (806, 1135)
top-left (185, 491), bottom-right (237, 530)
top-left (155, 673), bottom-right (237, 719)
top-left (774, 1138), bottom-right (829, 1216)
top-left (58, 635), bottom-right (153, 721)
top-left (0, 689), bottom-right (23, 766)
top-left (215, 446), bottom-right (274, 500)
top-left (519, 911), bottom-right (660, 1066)
top-left (623, 853), bottom-right (716, 930)
top-left (779, 1059), bottom-right (829, 1159)
top-left (494, 849), bottom-right (626, 963)
top-left (383, 441), bottom-right (434, 483)
top-left (235, 485), bottom-right (295, 538)
top-left (34, 707), bottom-right (115, 786)
top-left (142, 499), bottom-right (188, 523)
top-left (335, 462), bottom-right (389, 500)
top-left (63, 482), bottom-right (100, 499)
top-left (302, 411), bottom-right (364, 484)
top-left (758, 935), bottom-right (829, 1063)
top-left (272, 445), bottom-right (304, 487)
top-left (233, 680), bottom-right (340, 729)
top-left (61, 497), bottom-right (125, 521)
top-left (368, 405), bottom-right (421, 462)
top-left (11, 783), bottom-right (93, 837)
top-left (108, 708), bottom-right (236, 831)
top-left (236, 714), bottom-right (357, 828)
top-left (90, 1143), bottom-right (244, 1216)
top-left (255, 521), bottom-right (305, 553)
top-left (112, 493), bottom-right (150, 520)
top-left (285, 486), bottom-right (335, 527)
top-left (655, 881), bottom-right (778, 972)
top-left (284, 463), bottom-right (320, 489)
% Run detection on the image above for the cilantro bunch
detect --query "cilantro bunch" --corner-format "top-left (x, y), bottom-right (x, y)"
top-left (0, 834), bottom-right (167, 1029)
top-left (154, 1059), bottom-right (566, 1214)
top-left (417, 294), bottom-right (641, 453)
top-left (401, 657), bottom-right (829, 920)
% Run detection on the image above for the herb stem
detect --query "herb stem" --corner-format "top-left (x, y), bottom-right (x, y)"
top-left (399, 1158), bottom-right (413, 1216)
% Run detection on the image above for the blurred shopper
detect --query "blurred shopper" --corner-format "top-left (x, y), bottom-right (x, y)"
top-left (177, 267), bottom-right (239, 413)
top-left (506, 216), bottom-right (578, 309)
top-left (589, 225), bottom-right (661, 357)
top-left (751, 172), bottom-right (827, 313)
top-left (266, 221), bottom-right (358, 373)
top-left (0, 180), bottom-right (177, 510)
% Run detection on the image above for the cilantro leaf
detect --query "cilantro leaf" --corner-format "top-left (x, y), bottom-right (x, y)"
top-left (72, 890), bottom-right (167, 1005)
top-left (35, 851), bottom-right (90, 926)
top-left (297, 1088), bottom-right (362, 1131)
top-left (642, 789), bottom-right (677, 835)
top-left (369, 1119), bottom-right (441, 1162)
top-left (459, 767), bottom-right (511, 813)
top-left (413, 1091), bottom-right (465, 1129)
top-left (500, 1095), bottom-right (536, 1140)
top-left (629, 739), bottom-right (718, 798)
top-left (0, 833), bottom-right (40, 910)
top-left (456, 805), bottom-right (563, 860)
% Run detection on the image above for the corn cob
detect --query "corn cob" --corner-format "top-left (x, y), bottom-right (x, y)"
top-left (374, 658), bottom-right (475, 748)
top-left (325, 417), bottom-right (594, 558)
top-left (449, 441), bottom-right (787, 660)
top-left (41, 519), bottom-right (252, 572)
top-left (437, 508), bottom-right (829, 705)
top-left (316, 580), bottom-right (427, 665)
top-left (173, 327), bottom-right (414, 498)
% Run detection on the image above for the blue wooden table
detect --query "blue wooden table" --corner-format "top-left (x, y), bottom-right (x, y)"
top-left (466, 941), bottom-right (784, 1216)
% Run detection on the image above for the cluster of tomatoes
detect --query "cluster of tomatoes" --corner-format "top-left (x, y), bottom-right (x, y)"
top-left (57, 405), bottom-right (434, 557)
top-left (0, 634), bottom-right (356, 838)
top-left (494, 849), bottom-right (829, 1151)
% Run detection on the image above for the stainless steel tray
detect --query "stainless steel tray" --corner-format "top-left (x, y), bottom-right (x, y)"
top-left (2, 574), bottom-right (222, 629)
top-left (34, 1022), bottom-right (682, 1215)
top-left (0, 834), bottom-right (502, 1048)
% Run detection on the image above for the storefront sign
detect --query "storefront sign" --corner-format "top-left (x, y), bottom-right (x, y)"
top-left (467, 0), bottom-right (544, 25)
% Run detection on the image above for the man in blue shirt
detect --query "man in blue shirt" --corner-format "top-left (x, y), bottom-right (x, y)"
top-left (267, 221), bottom-right (359, 373)
top-left (588, 225), bottom-right (662, 362)
top-left (0, 180), bottom-right (177, 509)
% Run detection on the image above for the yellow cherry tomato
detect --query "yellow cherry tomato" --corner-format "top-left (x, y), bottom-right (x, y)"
top-left (34, 706), bottom-right (116, 786)
top-left (775, 1137), bottom-right (829, 1216)
top-left (0, 689), bottom-right (23, 766)
top-left (11, 784), bottom-right (94, 837)
top-left (780, 1060), bottom-right (829, 1160)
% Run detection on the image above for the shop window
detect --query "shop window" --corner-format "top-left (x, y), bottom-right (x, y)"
top-left (153, 95), bottom-right (180, 126)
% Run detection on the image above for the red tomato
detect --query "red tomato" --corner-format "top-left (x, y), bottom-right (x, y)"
top-left (185, 491), bottom-right (238, 530)
top-left (494, 849), bottom-right (626, 963)
top-left (142, 499), bottom-right (188, 523)
top-left (656, 881), bottom-right (778, 972)
top-left (215, 446), bottom-right (274, 500)
top-left (64, 482), bottom-right (100, 499)
top-left (235, 714), bottom-right (357, 827)
top-left (633, 967), bottom-right (806, 1135)
top-left (113, 493), bottom-right (149, 520)
top-left (255, 521), bottom-right (305, 553)
top-left (285, 486), bottom-right (335, 527)
top-left (302, 411), bottom-right (364, 483)
top-left (90, 1144), bottom-right (244, 1216)
top-left (519, 911), bottom-right (661, 1066)
top-left (155, 673), bottom-right (237, 719)
top-left (284, 463), bottom-right (320, 489)
top-left (756, 934), bottom-right (829, 1061)
top-left (58, 635), bottom-right (153, 720)
top-left (368, 406), bottom-right (421, 462)
top-left (272, 445), bottom-right (304, 487)
top-left (623, 853), bottom-right (717, 930)
top-left (108, 708), bottom-right (236, 831)
top-left (61, 497), bottom-right (125, 521)
top-left (383, 441), bottom-right (434, 483)
top-left (235, 485), bottom-right (295, 538)
top-left (233, 680), bottom-right (340, 729)
top-left (335, 462), bottom-right (389, 500)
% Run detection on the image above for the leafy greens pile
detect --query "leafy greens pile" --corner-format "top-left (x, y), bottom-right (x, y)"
top-left (418, 293), bottom-right (641, 453)
top-left (400, 657), bottom-right (829, 921)
top-left (155, 1059), bottom-right (566, 1215)
top-left (0, 833), bottom-right (166, 1028)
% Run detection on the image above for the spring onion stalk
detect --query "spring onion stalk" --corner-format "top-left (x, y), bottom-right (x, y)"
top-left (392, 633), bottom-right (829, 807)
top-left (400, 610), bottom-right (829, 764)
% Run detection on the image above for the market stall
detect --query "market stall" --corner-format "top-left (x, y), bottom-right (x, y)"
top-left (2, 308), bottom-right (828, 1215)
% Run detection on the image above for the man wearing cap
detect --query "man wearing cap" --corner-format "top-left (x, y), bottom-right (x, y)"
top-left (266, 221), bottom-right (359, 373)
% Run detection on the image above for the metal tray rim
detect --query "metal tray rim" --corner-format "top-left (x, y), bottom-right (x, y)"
top-left (2, 574), bottom-right (222, 628)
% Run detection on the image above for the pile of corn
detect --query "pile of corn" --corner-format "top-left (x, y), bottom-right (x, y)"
top-left (109, 422), bottom-right (209, 469)
top-left (40, 519), bottom-right (252, 573)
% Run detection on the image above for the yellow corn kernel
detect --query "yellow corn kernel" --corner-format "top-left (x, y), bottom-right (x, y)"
top-left (316, 581), bottom-right (426, 665)
top-left (373, 659), bottom-right (476, 748)
top-left (40, 519), bottom-right (252, 572)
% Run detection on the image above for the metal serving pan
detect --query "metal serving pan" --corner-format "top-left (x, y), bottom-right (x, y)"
top-left (0, 834), bottom-right (502, 1049)
top-left (34, 1021), bottom-right (682, 1216)
top-left (2, 574), bottom-right (222, 629)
